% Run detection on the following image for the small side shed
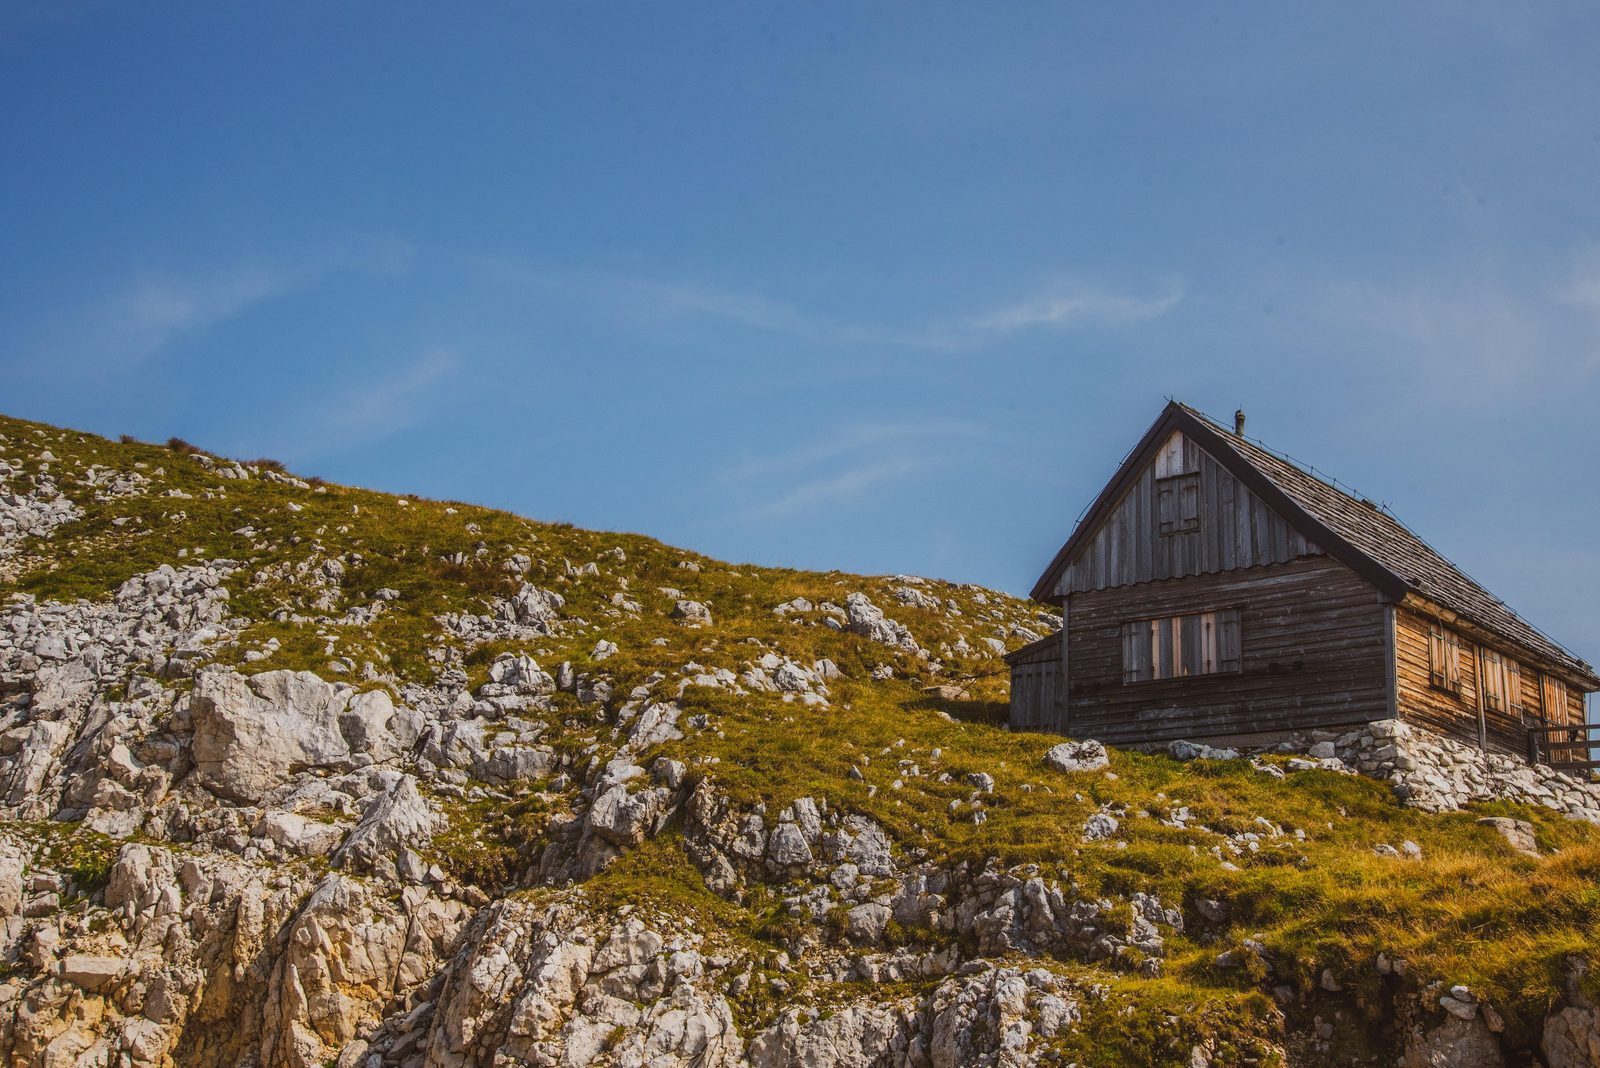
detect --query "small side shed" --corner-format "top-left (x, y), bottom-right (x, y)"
top-left (1005, 632), bottom-right (1062, 732)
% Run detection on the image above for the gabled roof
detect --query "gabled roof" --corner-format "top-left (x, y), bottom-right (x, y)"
top-left (1031, 401), bottom-right (1598, 686)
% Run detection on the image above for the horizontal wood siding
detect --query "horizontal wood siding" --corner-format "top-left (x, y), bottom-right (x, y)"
top-left (1394, 606), bottom-right (1590, 759)
top-left (1063, 556), bottom-right (1387, 745)
top-left (1061, 432), bottom-right (1322, 595)
top-left (1394, 606), bottom-right (1482, 748)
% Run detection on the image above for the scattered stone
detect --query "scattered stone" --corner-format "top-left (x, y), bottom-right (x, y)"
top-left (1044, 739), bottom-right (1110, 774)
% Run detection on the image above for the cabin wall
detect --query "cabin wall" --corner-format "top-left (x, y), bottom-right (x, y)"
top-left (1059, 432), bottom-right (1322, 595)
top-left (1063, 556), bottom-right (1388, 745)
top-left (1395, 605), bottom-right (1592, 759)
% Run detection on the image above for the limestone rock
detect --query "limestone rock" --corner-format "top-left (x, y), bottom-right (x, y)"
top-left (1043, 739), bottom-right (1109, 774)
top-left (190, 670), bottom-right (357, 803)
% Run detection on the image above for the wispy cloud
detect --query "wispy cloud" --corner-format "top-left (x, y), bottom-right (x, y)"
top-left (727, 420), bottom-right (990, 519)
top-left (633, 276), bottom-right (1184, 349)
top-left (1317, 256), bottom-right (1600, 404)
top-left (478, 258), bottom-right (1183, 351)
top-left (723, 419), bottom-right (987, 482)
top-left (970, 279), bottom-right (1186, 333)
top-left (37, 237), bottom-right (412, 370)
top-left (282, 348), bottom-right (461, 459)
top-left (97, 268), bottom-right (304, 362)
top-left (748, 457), bottom-right (930, 519)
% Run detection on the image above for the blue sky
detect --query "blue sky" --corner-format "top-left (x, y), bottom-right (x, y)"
top-left (3, 3), bottom-right (1599, 663)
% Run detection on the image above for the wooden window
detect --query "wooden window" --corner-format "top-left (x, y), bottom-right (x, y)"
top-left (1478, 648), bottom-right (1522, 716)
top-left (1156, 473), bottom-right (1200, 536)
top-left (1122, 609), bottom-right (1241, 682)
top-left (1426, 626), bottom-right (1461, 694)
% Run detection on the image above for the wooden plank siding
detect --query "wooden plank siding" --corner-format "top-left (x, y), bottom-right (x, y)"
top-left (1059, 432), bottom-right (1322, 595)
top-left (1394, 605), bottom-right (1484, 749)
top-left (1062, 556), bottom-right (1389, 746)
top-left (1006, 632), bottom-right (1063, 733)
top-left (1394, 605), bottom-right (1592, 759)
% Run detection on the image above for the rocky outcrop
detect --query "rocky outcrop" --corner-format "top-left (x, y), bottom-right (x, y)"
top-left (1338, 719), bottom-right (1600, 822)
top-left (396, 901), bottom-right (740, 1068)
top-left (0, 421), bottom-right (1596, 1068)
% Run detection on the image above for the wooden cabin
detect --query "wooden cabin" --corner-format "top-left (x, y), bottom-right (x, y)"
top-left (1008, 402), bottom-right (1598, 768)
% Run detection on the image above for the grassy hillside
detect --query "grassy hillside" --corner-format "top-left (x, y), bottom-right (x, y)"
top-left (3, 411), bottom-right (1598, 1065)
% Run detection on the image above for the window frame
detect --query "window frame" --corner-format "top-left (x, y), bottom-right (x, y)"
top-left (1155, 472), bottom-right (1201, 537)
top-left (1121, 607), bottom-right (1242, 684)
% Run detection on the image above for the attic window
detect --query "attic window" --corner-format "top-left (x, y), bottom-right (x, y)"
top-left (1122, 609), bottom-right (1241, 682)
top-left (1427, 626), bottom-right (1461, 694)
top-left (1157, 473), bottom-right (1200, 535)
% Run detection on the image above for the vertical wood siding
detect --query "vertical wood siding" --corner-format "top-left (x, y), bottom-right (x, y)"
top-left (1060, 431), bottom-right (1322, 595)
top-left (1061, 556), bottom-right (1388, 745)
top-left (1007, 634), bottom-right (1063, 732)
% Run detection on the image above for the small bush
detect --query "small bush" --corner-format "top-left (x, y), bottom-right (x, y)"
top-left (165, 436), bottom-right (200, 453)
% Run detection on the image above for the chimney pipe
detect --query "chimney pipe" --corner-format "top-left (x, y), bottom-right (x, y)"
top-left (1233, 409), bottom-right (1246, 437)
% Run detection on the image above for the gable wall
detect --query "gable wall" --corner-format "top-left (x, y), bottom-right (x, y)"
top-left (1058, 431), bottom-right (1322, 596)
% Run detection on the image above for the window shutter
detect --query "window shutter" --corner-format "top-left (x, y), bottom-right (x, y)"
top-left (1199, 611), bottom-right (1218, 674)
top-left (1122, 609), bottom-right (1241, 683)
top-left (1217, 609), bottom-right (1241, 672)
top-left (1122, 621), bottom-right (1153, 683)
top-left (1508, 660), bottom-right (1524, 719)
top-left (1543, 676), bottom-right (1568, 727)
top-left (1179, 475), bottom-right (1200, 530)
top-left (1480, 648), bottom-right (1506, 713)
top-left (1156, 481), bottom-right (1175, 535)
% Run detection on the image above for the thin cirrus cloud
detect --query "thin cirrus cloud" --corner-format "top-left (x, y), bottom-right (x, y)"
top-left (96, 268), bottom-right (306, 363)
top-left (481, 258), bottom-right (1185, 351)
top-left (747, 456), bottom-right (931, 520)
top-left (628, 276), bottom-right (1185, 349)
top-left (729, 420), bottom-right (990, 519)
top-left (970, 279), bottom-right (1186, 333)
top-left (268, 348), bottom-right (462, 462)
top-left (1314, 258), bottom-right (1600, 404)
top-left (29, 238), bottom-right (413, 372)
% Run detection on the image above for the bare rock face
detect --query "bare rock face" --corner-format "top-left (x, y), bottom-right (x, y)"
top-left (1543, 1000), bottom-right (1600, 1068)
top-left (748, 1002), bottom-right (915, 1067)
top-left (189, 670), bottom-right (418, 804)
top-left (413, 901), bottom-right (740, 1068)
top-left (843, 593), bottom-right (920, 654)
top-left (1476, 816), bottom-right (1539, 857)
top-left (331, 772), bottom-right (441, 879)
top-left (1402, 1013), bottom-right (1504, 1068)
top-left (190, 670), bottom-right (355, 803)
top-left (260, 873), bottom-right (468, 1068)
